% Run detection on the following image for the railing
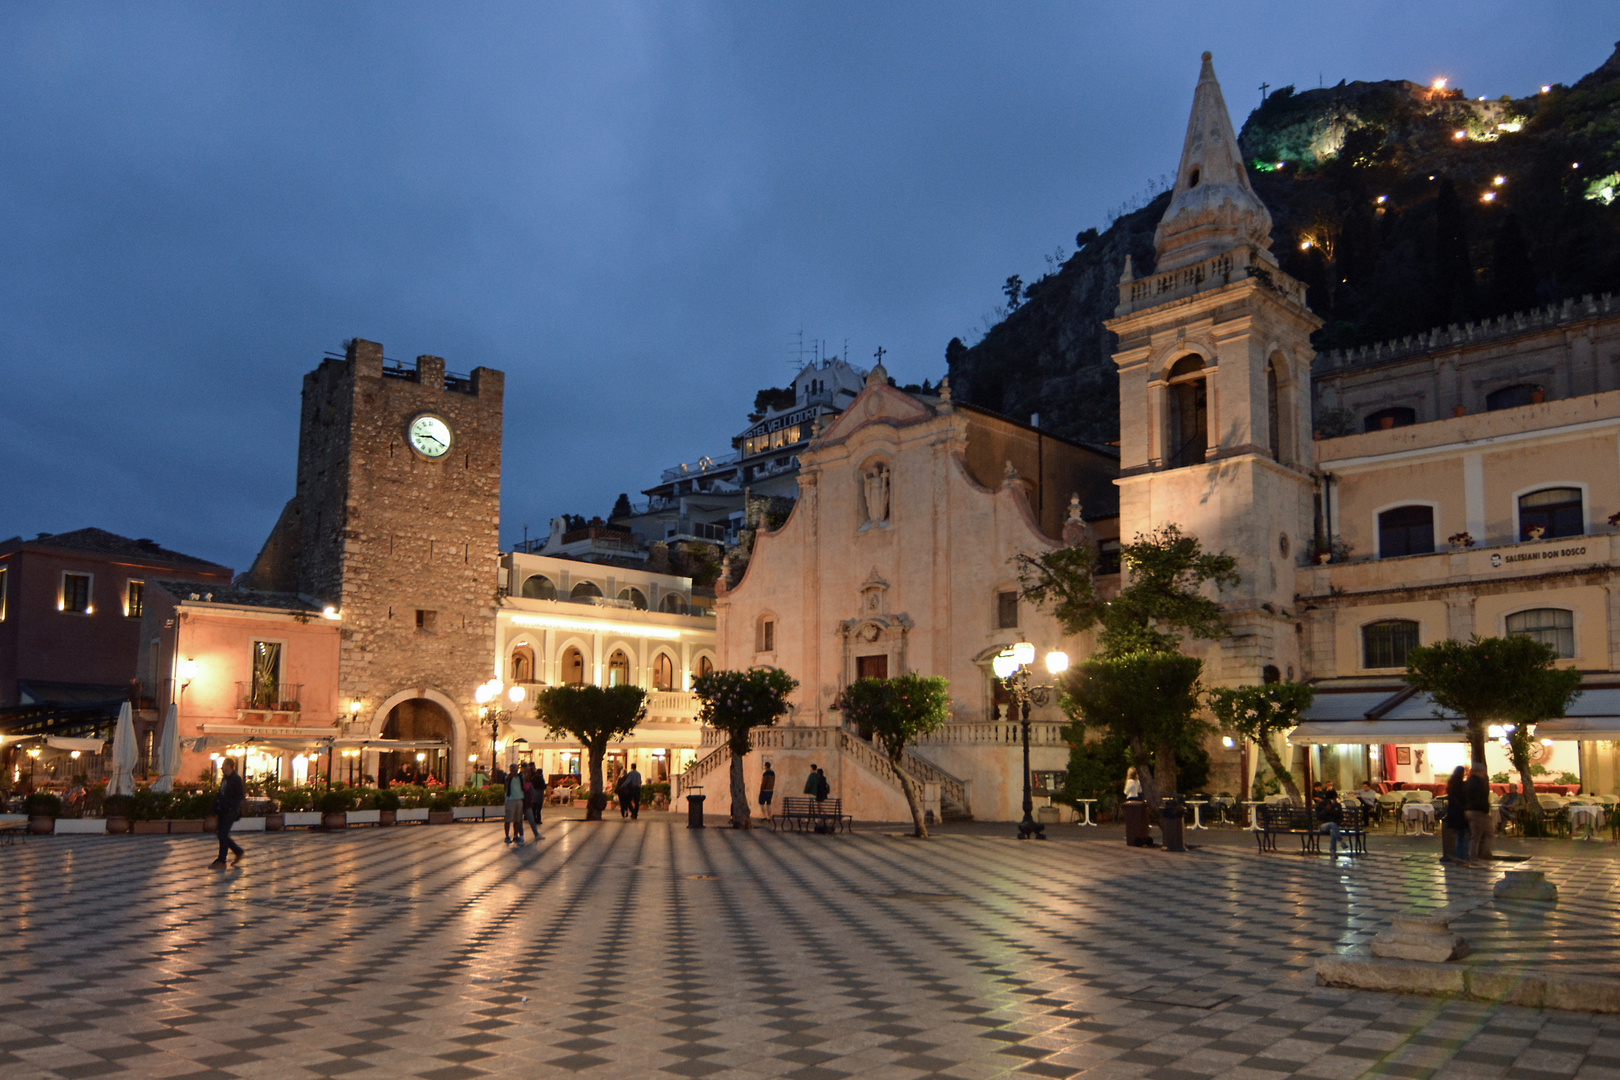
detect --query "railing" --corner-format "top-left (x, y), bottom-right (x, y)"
top-left (236, 682), bottom-right (303, 713)
top-left (675, 744), bottom-right (729, 797)
top-left (646, 691), bottom-right (699, 718)
top-left (1115, 247), bottom-right (1307, 315)
top-left (913, 721), bottom-right (1070, 747)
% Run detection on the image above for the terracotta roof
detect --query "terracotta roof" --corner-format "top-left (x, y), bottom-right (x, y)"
top-left (151, 580), bottom-right (322, 613)
top-left (3, 528), bottom-right (230, 572)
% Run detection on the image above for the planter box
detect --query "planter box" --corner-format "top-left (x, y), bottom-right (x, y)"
top-left (29, 816), bottom-right (54, 835)
top-left (283, 812), bottom-right (322, 828)
top-left (55, 818), bottom-right (107, 835)
top-left (396, 808), bottom-right (429, 823)
top-left (452, 806), bottom-right (490, 821)
top-left (168, 819), bottom-right (205, 834)
top-left (321, 813), bottom-right (347, 830)
top-left (427, 810), bottom-right (454, 825)
top-left (132, 820), bottom-right (168, 834)
top-left (378, 810), bottom-right (397, 826)
top-left (204, 815), bottom-right (218, 832)
top-left (264, 813), bottom-right (285, 831)
top-left (235, 817), bottom-right (266, 832)
top-left (106, 816), bottom-right (131, 834)
top-left (347, 810), bottom-right (381, 825)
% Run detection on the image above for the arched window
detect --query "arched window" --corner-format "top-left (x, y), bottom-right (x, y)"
top-left (1519, 487), bottom-right (1583, 540)
top-left (1506, 608), bottom-right (1575, 659)
top-left (607, 649), bottom-right (630, 687)
top-left (561, 647), bottom-right (585, 686)
top-left (693, 655), bottom-right (714, 682)
top-left (509, 645), bottom-right (535, 684)
top-left (1362, 620), bottom-right (1420, 669)
top-left (1487, 384), bottom-right (1541, 411)
top-left (618, 587), bottom-right (648, 610)
top-left (660, 593), bottom-right (688, 614)
top-left (520, 575), bottom-right (556, 600)
top-left (652, 653), bottom-right (675, 691)
top-left (1364, 406), bottom-right (1416, 432)
top-left (570, 581), bottom-right (603, 601)
top-left (1267, 360), bottom-right (1281, 460)
top-left (1166, 355), bottom-right (1207, 469)
top-left (1377, 505), bottom-right (1435, 558)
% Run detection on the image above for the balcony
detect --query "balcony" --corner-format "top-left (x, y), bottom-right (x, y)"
top-left (646, 691), bottom-right (700, 719)
top-left (236, 682), bottom-right (303, 716)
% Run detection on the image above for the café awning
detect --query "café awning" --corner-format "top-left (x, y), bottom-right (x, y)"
top-left (1290, 720), bottom-right (1470, 745)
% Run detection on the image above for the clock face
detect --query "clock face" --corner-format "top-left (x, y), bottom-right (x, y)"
top-left (408, 414), bottom-right (453, 458)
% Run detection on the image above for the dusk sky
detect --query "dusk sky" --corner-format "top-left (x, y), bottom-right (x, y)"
top-left (3, 3), bottom-right (1612, 572)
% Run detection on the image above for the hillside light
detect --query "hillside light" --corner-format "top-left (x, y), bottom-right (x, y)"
top-left (1542, 84), bottom-right (1551, 93)
top-left (1493, 175), bottom-right (1506, 186)
top-left (1453, 130), bottom-right (1467, 140)
top-left (1481, 191), bottom-right (1496, 203)
top-left (1299, 240), bottom-right (1312, 251)
top-left (1376, 195), bottom-right (1387, 204)
top-left (1431, 78), bottom-right (1447, 91)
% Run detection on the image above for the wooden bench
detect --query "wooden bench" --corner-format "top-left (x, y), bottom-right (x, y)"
top-left (771, 796), bottom-right (851, 834)
top-left (1255, 804), bottom-right (1367, 856)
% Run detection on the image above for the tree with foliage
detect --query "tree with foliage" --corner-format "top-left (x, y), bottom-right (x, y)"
top-left (839, 672), bottom-right (951, 838)
top-left (1061, 651), bottom-right (1206, 808)
top-left (1404, 635), bottom-right (1582, 807)
top-left (693, 668), bottom-right (798, 829)
top-left (1003, 274), bottom-right (1024, 311)
top-left (1205, 682), bottom-right (1315, 805)
top-left (534, 685), bottom-right (648, 821)
top-left (610, 492), bottom-right (633, 520)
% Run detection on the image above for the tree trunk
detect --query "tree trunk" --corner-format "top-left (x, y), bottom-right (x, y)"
top-left (892, 757), bottom-right (928, 839)
top-left (728, 746), bottom-right (752, 829)
top-left (585, 744), bottom-right (605, 821)
top-left (1154, 741), bottom-right (1178, 801)
top-left (1130, 738), bottom-right (1162, 810)
top-left (1508, 729), bottom-right (1541, 835)
top-left (1467, 720), bottom-right (1487, 770)
top-left (1258, 737), bottom-right (1303, 805)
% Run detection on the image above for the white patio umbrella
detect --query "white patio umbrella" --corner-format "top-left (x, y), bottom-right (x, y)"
top-left (108, 701), bottom-right (137, 796)
top-left (152, 703), bottom-right (180, 793)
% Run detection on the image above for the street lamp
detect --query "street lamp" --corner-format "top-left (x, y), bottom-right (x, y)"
top-left (993, 643), bottom-right (1069, 841)
top-left (475, 679), bottom-right (526, 772)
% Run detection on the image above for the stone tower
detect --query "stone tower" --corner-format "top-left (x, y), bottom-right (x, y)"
top-left (245, 338), bottom-right (504, 782)
top-left (1105, 53), bottom-right (1322, 685)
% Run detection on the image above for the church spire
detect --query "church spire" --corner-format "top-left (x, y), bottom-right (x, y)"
top-left (1152, 51), bottom-right (1274, 273)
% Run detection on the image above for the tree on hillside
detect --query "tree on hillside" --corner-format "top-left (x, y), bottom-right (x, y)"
top-left (1404, 635), bottom-right (1582, 807)
top-left (1062, 651), bottom-right (1206, 808)
top-left (534, 685), bottom-right (647, 821)
top-left (1003, 274), bottom-right (1024, 311)
top-left (610, 492), bottom-right (633, 519)
top-left (839, 673), bottom-right (951, 838)
top-left (1206, 681), bottom-right (1315, 805)
top-left (693, 668), bottom-right (798, 829)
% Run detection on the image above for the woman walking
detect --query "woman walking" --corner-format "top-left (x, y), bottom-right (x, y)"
top-left (1442, 765), bottom-right (1470, 866)
top-left (211, 758), bottom-right (245, 868)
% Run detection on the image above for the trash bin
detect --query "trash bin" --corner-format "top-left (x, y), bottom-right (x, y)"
top-left (685, 793), bottom-right (705, 829)
top-left (1160, 800), bottom-right (1187, 852)
top-left (1123, 800), bottom-right (1151, 846)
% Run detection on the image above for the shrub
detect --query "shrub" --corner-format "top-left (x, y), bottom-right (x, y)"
top-left (24, 792), bottom-right (62, 818)
top-left (428, 794), bottom-right (453, 813)
top-left (277, 789), bottom-right (313, 812)
top-left (103, 794), bottom-right (134, 819)
top-left (129, 790), bottom-right (172, 821)
top-left (374, 790), bottom-right (401, 811)
top-left (175, 792), bottom-right (214, 819)
top-left (316, 790), bottom-right (353, 815)
top-left (640, 781), bottom-right (670, 804)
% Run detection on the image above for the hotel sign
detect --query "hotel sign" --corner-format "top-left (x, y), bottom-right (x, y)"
top-left (740, 406), bottom-right (821, 442)
top-left (202, 723), bottom-right (334, 737)
top-left (1489, 544), bottom-right (1588, 569)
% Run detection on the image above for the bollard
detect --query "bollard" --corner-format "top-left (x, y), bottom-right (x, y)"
top-left (686, 793), bottom-right (706, 828)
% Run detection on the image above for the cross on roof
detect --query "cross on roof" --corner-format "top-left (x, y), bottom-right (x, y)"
top-left (873, 346), bottom-right (886, 364)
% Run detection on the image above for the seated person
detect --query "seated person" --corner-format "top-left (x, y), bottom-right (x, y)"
top-left (1314, 788), bottom-right (1345, 856)
top-left (1356, 781), bottom-right (1379, 808)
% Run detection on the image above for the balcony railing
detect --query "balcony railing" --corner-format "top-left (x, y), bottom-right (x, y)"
top-left (236, 682), bottom-right (303, 713)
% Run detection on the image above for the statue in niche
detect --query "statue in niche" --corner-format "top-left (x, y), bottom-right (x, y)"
top-left (863, 464), bottom-right (890, 525)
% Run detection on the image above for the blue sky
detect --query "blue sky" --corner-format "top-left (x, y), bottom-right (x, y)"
top-left (2, 2), bottom-right (1611, 570)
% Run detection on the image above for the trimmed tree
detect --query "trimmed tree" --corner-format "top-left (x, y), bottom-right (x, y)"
top-left (1205, 681), bottom-right (1314, 805)
top-left (839, 672), bottom-right (951, 838)
top-left (534, 684), bottom-right (648, 821)
top-left (1061, 651), bottom-right (1206, 809)
top-left (693, 668), bottom-right (798, 829)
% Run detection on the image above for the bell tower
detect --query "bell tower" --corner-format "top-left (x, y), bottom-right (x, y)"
top-left (1106, 53), bottom-right (1322, 684)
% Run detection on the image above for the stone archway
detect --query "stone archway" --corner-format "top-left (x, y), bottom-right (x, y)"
top-left (367, 688), bottom-right (469, 786)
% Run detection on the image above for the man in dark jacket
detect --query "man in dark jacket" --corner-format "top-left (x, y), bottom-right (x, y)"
top-left (1465, 761), bottom-right (1493, 864)
top-left (617, 765), bottom-right (643, 821)
top-left (1314, 787), bottom-right (1344, 857)
top-left (212, 758), bottom-right (245, 868)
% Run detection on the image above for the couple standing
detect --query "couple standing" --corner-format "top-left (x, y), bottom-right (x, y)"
top-left (503, 763), bottom-right (543, 844)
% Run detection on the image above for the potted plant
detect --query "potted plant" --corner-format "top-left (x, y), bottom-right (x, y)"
top-left (265, 797), bottom-right (285, 831)
top-left (375, 789), bottom-right (401, 825)
top-left (170, 791), bottom-right (210, 833)
top-left (427, 794), bottom-right (454, 825)
top-left (104, 794), bottom-right (133, 834)
top-left (1447, 531), bottom-right (1475, 550)
top-left (317, 789), bottom-right (353, 829)
top-left (131, 789), bottom-right (170, 833)
top-left (24, 792), bottom-right (61, 835)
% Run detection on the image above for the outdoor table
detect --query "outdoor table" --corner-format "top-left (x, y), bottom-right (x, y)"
top-left (1075, 799), bottom-right (1098, 827)
top-left (1569, 804), bottom-right (1605, 840)
top-left (1186, 800), bottom-right (1210, 830)
top-left (1402, 802), bottom-right (1436, 837)
top-left (1242, 800), bottom-right (1264, 831)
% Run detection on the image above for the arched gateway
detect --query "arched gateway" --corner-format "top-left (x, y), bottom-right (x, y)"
top-left (367, 688), bottom-right (469, 786)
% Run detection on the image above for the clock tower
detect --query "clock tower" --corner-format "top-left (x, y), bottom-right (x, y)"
top-left (245, 338), bottom-right (504, 782)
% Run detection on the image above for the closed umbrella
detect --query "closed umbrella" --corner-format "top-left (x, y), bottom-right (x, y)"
top-left (152, 703), bottom-right (180, 793)
top-left (109, 702), bottom-right (137, 796)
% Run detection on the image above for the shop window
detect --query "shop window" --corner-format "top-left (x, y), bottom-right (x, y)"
top-left (856, 654), bottom-right (889, 680)
top-left (1363, 406), bottom-right (1416, 432)
top-left (607, 650), bottom-right (630, 686)
top-left (618, 587), bottom-right (648, 610)
top-left (126, 580), bottom-right (144, 618)
top-left (62, 572), bottom-right (91, 614)
top-left (1166, 356), bottom-right (1207, 469)
top-left (1362, 619), bottom-right (1419, 669)
top-left (1519, 487), bottom-right (1583, 540)
top-left (521, 574), bottom-right (557, 599)
top-left (1506, 608), bottom-right (1575, 659)
top-left (1487, 384), bottom-right (1540, 411)
top-left (996, 590), bottom-right (1019, 630)
top-left (652, 653), bottom-right (675, 691)
top-left (570, 581), bottom-right (603, 601)
top-left (1377, 505), bottom-right (1435, 558)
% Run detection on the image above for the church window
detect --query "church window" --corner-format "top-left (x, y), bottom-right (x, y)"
top-left (1362, 619), bottom-right (1419, 669)
top-left (520, 574), bottom-right (556, 599)
top-left (1506, 608), bottom-right (1575, 659)
top-left (608, 650), bottom-right (630, 687)
top-left (756, 617), bottom-right (776, 653)
top-left (570, 580), bottom-right (603, 601)
top-left (652, 652), bottom-right (675, 691)
top-left (996, 590), bottom-right (1019, 630)
top-left (1364, 407), bottom-right (1416, 432)
top-left (1518, 487), bottom-right (1583, 540)
top-left (1487, 384), bottom-right (1541, 411)
top-left (618, 587), bottom-right (648, 610)
top-left (1377, 505), bottom-right (1434, 558)
top-left (1187, 166), bottom-right (1201, 188)
top-left (856, 654), bottom-right (888, 680)
top-left (660, 592), bottom-right (688, 614)
top-left (1267, 362), bottom-right (1281, 460)
top-left (1166, 356), bottom-right (1207, 469)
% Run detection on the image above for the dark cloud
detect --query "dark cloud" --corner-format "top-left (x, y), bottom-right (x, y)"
top-left (1, 2), bottom-right (1609, 569)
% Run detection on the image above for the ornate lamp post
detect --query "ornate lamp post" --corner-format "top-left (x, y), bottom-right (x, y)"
top-left (475, 679), bottom-right (528, 775)
top-left (992, 642), bottom-right (1070, 841)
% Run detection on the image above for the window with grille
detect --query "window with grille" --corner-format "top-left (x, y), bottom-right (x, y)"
top-left (1506, 608), bottom-right (1574, 659)
top-left (996, 590), bottom-right (1019, 629)
top-left (1518, 488), bottom-right (1583, 540)
top-left (1378, 505), bottom-right (1435, 558)
top-left (1362, 620), bottom-right (1420, 669)
top-left (62, 573), bottom-right (91, 614)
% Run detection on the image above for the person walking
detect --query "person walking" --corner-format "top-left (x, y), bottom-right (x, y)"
top-left (804, 764), bottom-right (821, 797)
top-left (1442, 765), bottom-right (1469, 865)
top-left (758, 761), bottom-right (776, 820)
top-left (211, 758), bottom-right (245, 868)
top-left (618, 764), bottom-right (643, 821)
top-left (814, 767), bottom-right (830, 802)
top-left (503, 766), bottom-right (526, 844)
top-left (1465, 761), bottom-right (1493, 865)
top-left (521, 762), bottom-right (542, 841)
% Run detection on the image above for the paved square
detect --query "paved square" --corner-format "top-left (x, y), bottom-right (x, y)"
top-left (3, 819), bottom-right (1619, 1080)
